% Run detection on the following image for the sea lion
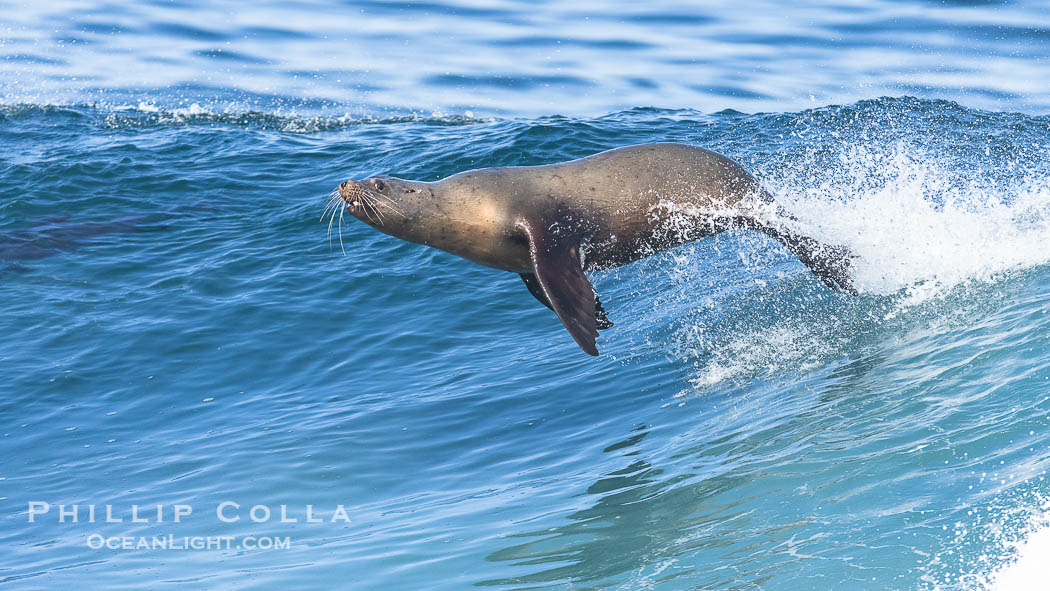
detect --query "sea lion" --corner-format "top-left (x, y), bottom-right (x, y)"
top-left (331, 142), bottom-right (854, 356)
top-left (0, 214), bottom-right (163, 265)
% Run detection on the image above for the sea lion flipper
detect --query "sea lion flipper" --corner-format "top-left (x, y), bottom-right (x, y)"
top-left (519, 273), bottom-right (554, 311)
top-left (771, 230), bottom-right (858, 295)
top-left (747, 207), bottom-right (858, 296)
top-left (594, 294), bottom-right (613, 329)
top-left (518, 221), bottom-right (600, 356)
top-left (520, 272), bottom-right (613, 330)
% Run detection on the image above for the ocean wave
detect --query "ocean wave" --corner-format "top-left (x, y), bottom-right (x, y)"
top-left (0, 101), bottom-right (494, 133)
top-left (640, 99), bottom-right (1050, 387)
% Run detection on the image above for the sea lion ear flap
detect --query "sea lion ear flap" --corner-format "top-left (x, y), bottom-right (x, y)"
top-left (517, 219), bottom-right (600, 356)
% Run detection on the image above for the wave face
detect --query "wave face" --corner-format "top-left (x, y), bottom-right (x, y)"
top-left (2, 97), bottom-right (1049, 590)
top-left (4, 2), bottom-right (1050, 590)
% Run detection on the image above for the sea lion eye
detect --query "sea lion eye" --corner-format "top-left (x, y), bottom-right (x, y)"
top-left (372, 180), bottom-right (385, 191)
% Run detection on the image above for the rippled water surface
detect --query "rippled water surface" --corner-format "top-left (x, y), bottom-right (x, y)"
top-left (3, 2), bottom-right (1050, 590)
top-left (5, 0), bottom-right (1050, 115)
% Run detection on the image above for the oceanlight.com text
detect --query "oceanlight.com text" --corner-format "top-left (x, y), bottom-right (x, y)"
top-left (86, 533), bottom-right (291, 551)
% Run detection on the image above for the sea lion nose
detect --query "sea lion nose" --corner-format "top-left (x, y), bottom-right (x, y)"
top-left (338, 180), bottom-right (355, 200)
top-left (339, 180), bottom-right (363, 205)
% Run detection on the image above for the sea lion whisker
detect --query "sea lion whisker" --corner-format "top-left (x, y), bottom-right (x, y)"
top-left (330, 194), bottom-right (343, 221)
top-left (358, 192), bottom-right (387, 225)
top-left (372, 190), bottom-right (404, 211)
top-left (375, 198), bottom-right (405, 218)
top-left (368, 191), bottom-right (406, 217)
top-left (366, 198), bottom-right (386, 225)
top-left (322, 192), bottom-right (344, 225)
top-left (337, 200), bottom-right (347, 256)
top-left (360, 196), bottom-right (380, 227)
top-left (321, 194), bottom-right (341, 221)
top-left (326, 198), bottom-right (342, 248)
top-left (323, 203), bottom-right (338, 234)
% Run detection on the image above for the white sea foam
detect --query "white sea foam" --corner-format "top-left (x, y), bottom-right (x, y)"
top-left (90, 101), bottom-right (491, 133)
top-left (923, 496), bottom-right (1050, 591)
top-left (673, 141), bottom-right (1050, 387)
top-left (986, 518), bottom-right (1050, 591)
top-left (772, 142), bottom-right (1050, 299)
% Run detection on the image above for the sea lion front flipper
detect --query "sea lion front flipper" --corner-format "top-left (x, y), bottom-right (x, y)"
top-left (594, 295), bottom-right (613, 330)
top-left (520, 273), bottom-right (613, 330)
top-left (517, 220), bottom-right (601, 356)
top-left (519, 272), bottom-right (554, 312)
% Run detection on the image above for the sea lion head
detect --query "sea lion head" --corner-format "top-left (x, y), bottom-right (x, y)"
top-left (335, 175), bottom-right (445, 246)
top-left (333, 173), bottom-right (522, 271)
top-left (338, 176), bottom-right (418, 227)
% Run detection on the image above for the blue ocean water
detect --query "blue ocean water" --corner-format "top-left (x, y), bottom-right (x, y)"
top-left (3, 2), bottom-right (1050, 590)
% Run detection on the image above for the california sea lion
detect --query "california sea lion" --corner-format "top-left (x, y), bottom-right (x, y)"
top-left (331, 143), bottom-right (854, 356)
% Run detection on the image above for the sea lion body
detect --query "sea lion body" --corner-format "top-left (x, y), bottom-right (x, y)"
top-left (425, 143), bottom-right (762, 272)
top-left (334, 143), bottom-right (853, 355)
